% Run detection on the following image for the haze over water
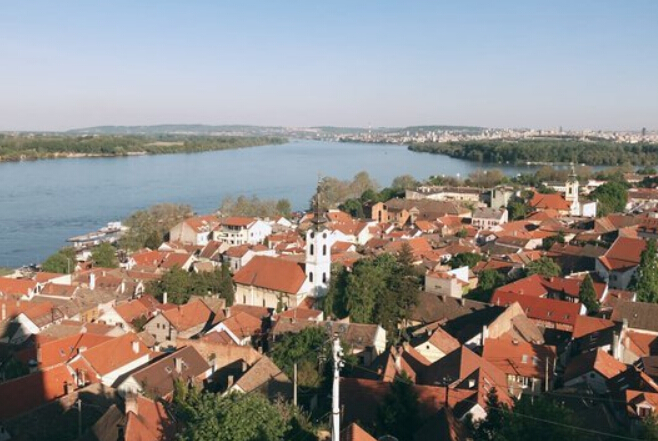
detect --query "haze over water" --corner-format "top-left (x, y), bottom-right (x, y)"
top-left (1, 140), bottom-right (545, 268)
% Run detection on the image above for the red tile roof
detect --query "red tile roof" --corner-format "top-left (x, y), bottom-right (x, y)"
top-left (483, 336), bottom-right (556, 380)
top-left (233, 256), bottom-right (307, 295)
top-left (340, 423), bottom-right (377, 441)
top-left (0, 277), bottom-right (38, 296)
top-left (161, 300), bottom-right (213, 332)
top-left (491, 291), bottom-right (581, 328)
top-left (572, 316), bottom-right (616, 339)
top-left (0, 364), bottom-right (77, 420)
top-left (218, 311), bottom-right (262, 340)
top-left (599, 237), bottom-right (646, 271)
top-left (81, 334), bottom-right (149, 376)
top-left (221, 216), bottom-right (256, 227)
top-left (529, 193), bottom-right (571, 211)
top-left (564, 349), bottom-right (628, 382)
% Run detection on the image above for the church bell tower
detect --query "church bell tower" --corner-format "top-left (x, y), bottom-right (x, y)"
top-left (305, 180), bottom-right (331, 297)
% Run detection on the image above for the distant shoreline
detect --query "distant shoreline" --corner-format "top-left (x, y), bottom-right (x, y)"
top-left (407, 139), bottom-right (658, 166)
top-left (0, 135), bottom-right (288, 163)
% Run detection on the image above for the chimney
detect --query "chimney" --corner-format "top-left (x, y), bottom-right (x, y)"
top-left (78, 346), bottom-right (87, 355)
top-left (175, 357), bottom-right (183, 374)
top-left (89, 273), bottom-right (96, 290)
top-left (227, 374), bottom-right (235, 389)
top-left (162, 292), bottom-right (168, 305)
top-left (36, 343), bottom-right (42, 365)
top-left (64, 382), bottom-right (73, 395)
top-left (1, 303), bottom-right (5, 321)
top-left (132, 340), bottom-right (140, 354)
top-left (120, 280), bottom-right (126, 294)
top-left (124, 392), bottom-right (139, 415)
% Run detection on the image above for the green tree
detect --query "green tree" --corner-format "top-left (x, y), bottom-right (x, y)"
top-left (590, 181), bottom-right (629, 216)
top-left (322, 264), bottom-right (349, 319)
top-left (376, 244), bottom-right (421, 340)
top-left (339, 198), bottom-right (365, 218)
top-left (92, 242), bottom-right (118, 268)
top-left (271, 326), bottom-right (328, 388)
top-left (450, 252), bottom-right (483, 269)
top-left (469, 269), bottom-right (506, 302)
top-left (507, 196), bottom-right (530, 221)
top-left (525, 257), bottom-right (561, 278)
top-left (470, 391), bottom-right (579, 441)
top-left (578, 274), bottom-right (599, 313)
top-left (376, 374), bottom-right (420, 441)
top-left (641, 414), bottom-right (658, 441)
top-left (174, 386), bottom-right (289, 441)
top-left (345, 258), bottom-right (388, 323)
top-left (542, 231), bottom-right (565, 251)
top-left (147, 266), bottom-right (192, 304)
top-left (390, 174), bottom-right (419, 191)
top-left (120, 203), bottom-right (192, 251)
top-left (41, 247), bottom-right (77, 274)
top-left (631, 239), bottom-right (658, 303)
top-left (275, 199), bottom-right (292, 218)
top-left (144, 230), bottom-right (163, 250)
top-left (469, 388), bottom-right (506, 441)
top-left (220, 264), bottom-right (235, 306)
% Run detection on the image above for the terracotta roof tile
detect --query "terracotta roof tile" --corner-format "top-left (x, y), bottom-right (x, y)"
top-left (81, 334), bottom-right (149, 376)
top-left (233, 256), bottom-right (307, 295)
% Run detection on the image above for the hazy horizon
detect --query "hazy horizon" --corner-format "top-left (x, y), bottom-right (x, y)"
top-left (2, 1), bottom-right (657, 132)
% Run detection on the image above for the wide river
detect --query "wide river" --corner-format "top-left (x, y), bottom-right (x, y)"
top-left (0, 140), bottom-right (543, 268)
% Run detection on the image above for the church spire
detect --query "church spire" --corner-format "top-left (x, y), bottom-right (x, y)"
top-left (312, 175), bottom-right (328, 227)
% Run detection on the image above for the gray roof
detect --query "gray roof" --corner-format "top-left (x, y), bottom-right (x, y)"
top-left (611, 301), bottom-right (658, 333)
top-left (472, 207), bottom-right (506, 220)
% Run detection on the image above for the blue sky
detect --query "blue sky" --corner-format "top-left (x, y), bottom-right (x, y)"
top-left (1, 1), bottom-right (657, 131)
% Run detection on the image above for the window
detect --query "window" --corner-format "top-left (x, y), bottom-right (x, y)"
top-left (263, 299), bottom-right (266, 307)
top-left (322, 273), bottom-right (327, 283)
top-left (323, 232), bottom-right (327, 239)
top-left (309, 272), bottom-right (314, 283)
top-left (310, 244), bottom-right (314, 256)
top-left (322, 245), bottom-right (327, 256)
top-left (243, 295), bottom-right (246, 304)
top-left (521, 355), bottom-right (529, 364)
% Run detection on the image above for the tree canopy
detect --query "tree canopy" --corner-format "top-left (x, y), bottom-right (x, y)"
top-left (41, 247), bottom-right (77, 274)
top-left (91, 242), bottom-right (119, 268)
top-left (376, 374), bottom-right (420, 441)
top-left (147, 266), bottom-right (234, 305)
top-left (524, 257), bottom-right (562, 278)
top-left (219, 195), bottom-right (292, 218)
top-left (120, 203), bottom-right (192, 251)
top-left (631, 239), bottom-right (658, 303)
top-left (323, 247), bottom-right (421, 341)
top-left (469, 389), bottom-right (580, 441)
top-left (578, 274), bottom-right (599, 313)
top-left (590, 181), bottom-right (629, 216)
top-left (174, 385), bottom-right (290, 441)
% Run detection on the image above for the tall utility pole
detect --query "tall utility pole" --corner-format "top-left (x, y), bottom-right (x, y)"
top-left (293, 363), bottom-right (298, 407)
top-left (331, 334), bottom-right (344, 441)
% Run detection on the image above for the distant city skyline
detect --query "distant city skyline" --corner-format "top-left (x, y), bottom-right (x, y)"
top-left (1, 1), bottom-right (657, 132)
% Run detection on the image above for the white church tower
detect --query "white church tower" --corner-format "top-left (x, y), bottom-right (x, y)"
top-left (566, 163), bottom-right (581, 216)
top-left (305, 181), bottom-right (331, 297)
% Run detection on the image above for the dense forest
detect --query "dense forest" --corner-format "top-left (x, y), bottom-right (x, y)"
top-left (0, 134), bottom-right (286, 162)
top-left (408, 140), bottom-right (658, 166)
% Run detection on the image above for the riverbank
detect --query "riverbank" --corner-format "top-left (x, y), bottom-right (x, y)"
top-left (408, 139), bottom-right (658, 166)
top-left (0, 134), bottom-right (288, 163)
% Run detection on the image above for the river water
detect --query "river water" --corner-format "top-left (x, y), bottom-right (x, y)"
top-left (0, 140), bottom-right (542, 268)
